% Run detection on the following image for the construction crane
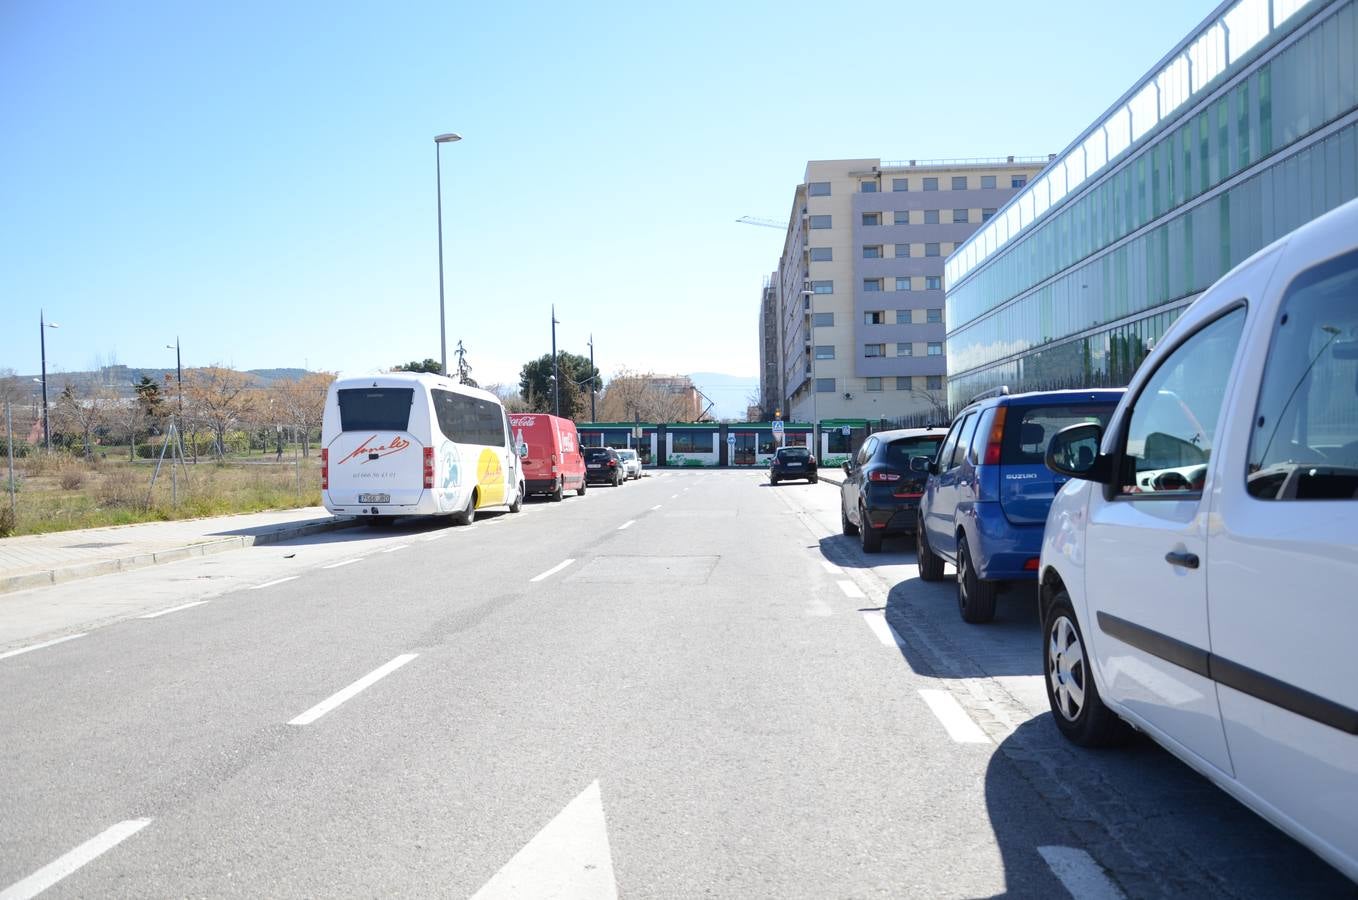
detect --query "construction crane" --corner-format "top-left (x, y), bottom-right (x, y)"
top-left (735, 216), bottom-right (785, 229)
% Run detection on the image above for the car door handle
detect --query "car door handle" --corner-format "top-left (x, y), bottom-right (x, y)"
top-left (1164, 551), bottom-right (1199, 569)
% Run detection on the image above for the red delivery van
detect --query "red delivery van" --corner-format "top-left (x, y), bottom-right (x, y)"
top-left (509, 413), bottom-right (586, 501)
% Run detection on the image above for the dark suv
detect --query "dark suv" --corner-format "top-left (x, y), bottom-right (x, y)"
top-left (839, 428), bottom-right (945, 553)
top-left (583, 447), bottom-right (625, 486)
top-left (916, 388), bottom-right (1123, 623)
top-left (769, 446), bottom-right (818, 484)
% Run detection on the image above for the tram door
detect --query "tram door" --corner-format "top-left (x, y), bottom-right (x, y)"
top-left (731, 432), bottom-right (758, 466)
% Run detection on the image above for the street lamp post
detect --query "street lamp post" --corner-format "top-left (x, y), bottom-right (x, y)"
top-left (802, 288), bottom-right (817, 454)
top-left (434, 132), bottom-right (462, 377)
top-left (551, 305), bottom-right (560, 418)
top-left (39, 311), bottom-right (58, 452)
top-left (587, 334), bottom-right (596, 422)
top-left (165, 339), bottom-right (183, 420)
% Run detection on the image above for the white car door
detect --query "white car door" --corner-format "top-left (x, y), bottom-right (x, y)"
top-left (1208, 247), bottom-right (1358, 874)
top-left (1083, 305), bottom-right (1248, 776)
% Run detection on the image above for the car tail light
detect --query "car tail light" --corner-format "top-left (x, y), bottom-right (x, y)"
top-left (983, 407), bottom-right (1008, 466)
top-left (869, 470), bottom-right (902, 482)
top-left (423, 447), bottom-right (434, 489)
top-left (608, 459), bottom-right (617, 467)
top-left (1024, 557), bottom-right (1040, 571)
top-left (809, 456), bottom-right (817, 465)
top-left (320, 449), bottom-right (328, 490)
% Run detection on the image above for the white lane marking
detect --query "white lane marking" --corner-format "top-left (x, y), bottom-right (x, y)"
top-left (836, 580), bottom-right (865, 599)
top-left (1037, 846), bottom-right (1126, 899)
top-left (530, 559), bottom-right (575, 583)
top-left (650, 505), bottom-right (662, 511)
top-left (0, 634), bottom-right (87, 662)
top-left (918, 689), bottom-right (991, 744)
top-left (820, 560), bottom-right (843, 575)
top-left (380, 544), bottom-right (409, 553)
top-left (321, 558), bottom-right (361, 569)
top-left (617, 520), bottom-right (635, 531)
top-left (861, 611), bottom-right (902, 648)
top-left (138, 600), bottom-right (209, 619)
top-left (288, 654), bottom-right (418, 726)
top-left (422, 531), bottom-right (450, 542)
top-left (251, 576), bottom-right (299, 590)
top-left (0, 818), bottom-right (152, 900)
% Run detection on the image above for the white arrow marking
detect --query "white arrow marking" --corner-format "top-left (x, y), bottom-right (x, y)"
top-left (472, 780), bottom-right (617, 900)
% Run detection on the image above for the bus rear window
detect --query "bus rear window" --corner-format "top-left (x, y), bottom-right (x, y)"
top-left (337, 388), bottom-right (413, 432)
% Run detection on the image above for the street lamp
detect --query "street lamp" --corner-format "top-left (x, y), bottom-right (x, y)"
top-left (551, 305), bottom-right (560, 418)
top-left (165, 338), bottom-right (183, 420)
top-left (802, 287), bottom-right (817, 454)
top-left (587, 334), bottom-right (596, 422)
top-left (39, 311), bottom-right (58, 452)
top-left (434, 132), bottom-right (462, 377)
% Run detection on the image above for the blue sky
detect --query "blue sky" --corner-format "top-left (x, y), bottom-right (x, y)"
top-left (1, 0), bottom-right (1211, 391)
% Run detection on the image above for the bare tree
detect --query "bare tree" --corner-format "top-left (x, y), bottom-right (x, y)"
top-left (485, 383), bottom-right (530, 413)
top-left (105, 394), bottom-right (147, 461)
top-left (909, 388), bottom-right (951, 423)
top-left (598, 369), bottom-right (698, 423)
top-left (52, 381), bottom-right (113, 457)
top-left (183, 367), bottom-right (257, 459)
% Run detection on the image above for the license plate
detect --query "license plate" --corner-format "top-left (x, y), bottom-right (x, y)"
top-left (359, 493), bottom-right (390, 504)
top-left (785, 463), bottom-right (802, 469)
top-left (588, 464), bottom-right (601, 469)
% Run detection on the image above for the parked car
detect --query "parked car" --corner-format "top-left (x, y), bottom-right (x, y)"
top-left (839, 428), bottom-right (944, 553)
top-left (509, 413), bottom-right (586, 501)
top-left (916, 388), bottom-right (1123, 622)
top-left (769, 446), bottom-right (818, 484)
top-left (1038, 195), bottom-right (1358, 883)
top-left (616, 448), bottom-right (643, 480)
top-left (583, 447), bottom-right (625, 486)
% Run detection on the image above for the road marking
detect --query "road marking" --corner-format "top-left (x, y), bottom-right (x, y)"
top-left (861, 611), bottom-right (902, 648)
top-left (380, 545), bottom-right (409, 553)
top-left (670, 494), bottom-right (679, 500)
top-left (836, 580), bottom-right (865, 599)
top-left (321, 558), bottom-right (361, 569)
top-left (251, 576), bottom-right (299, 590)
top-left (138, 600), bottom-right (209, 619)
top-left (0, 818), bottom-right (152, 900)
top-left (530, 559), bottom-right (575, 583)
top-left (650, 505), bottom-right (662, 511)
top-left (422, 531), bottom-right (450, 542)
top-left (820, 560), bottom-right (843, 575)
top-left (617, 520), bottom-right (635, 531)
top-left (1037, 846), bottom-right (1125, 899)
top-left (288, 654), bottom-right (418, 726)
top-left (0, 634), bottom-right (87, 662)
top-left (472, 780), bottom-right (616, 900)
top-left (918, 689), bottom-right (991, 744)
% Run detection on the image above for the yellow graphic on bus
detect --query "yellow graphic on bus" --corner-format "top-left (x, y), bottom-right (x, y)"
top-left (476, 448), bottom-right (505, 507)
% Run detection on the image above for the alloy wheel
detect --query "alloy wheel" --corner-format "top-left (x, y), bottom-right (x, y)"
top-left (1048, 615), bottom-right (1087, 722)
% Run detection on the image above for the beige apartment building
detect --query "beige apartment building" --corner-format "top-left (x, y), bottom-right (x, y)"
top-left (761, 157), bottom-right (1048, 424)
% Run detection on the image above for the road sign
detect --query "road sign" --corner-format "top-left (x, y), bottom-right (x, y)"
top-left (841, 425), bottom-right (851, 436)
top-left (726, 434), bottom-right (736, 446)
top-left (771, 420), bottom-right (784, 436)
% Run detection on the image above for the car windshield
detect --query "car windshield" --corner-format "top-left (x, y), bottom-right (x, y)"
top-left (618, 450), bottom-right (636, 460)
top-left (583, 448), bottom-right (610, 460)
top-left (885, 436), bottom-right (943, 465)
top-left (777, 448), bottom-right (810, 460)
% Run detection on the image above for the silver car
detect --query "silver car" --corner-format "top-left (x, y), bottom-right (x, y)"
top-left (616, 449), bottom-right (643, 480)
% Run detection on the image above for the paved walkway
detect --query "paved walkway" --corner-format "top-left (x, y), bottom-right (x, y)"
top-left (0, 508), bottom-right (353, 593)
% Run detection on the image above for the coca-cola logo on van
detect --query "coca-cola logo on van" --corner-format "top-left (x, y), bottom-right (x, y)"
top-left (337, 434), bottom-right (411, 465)
top-left (509, 415), bottom-right (537, 427)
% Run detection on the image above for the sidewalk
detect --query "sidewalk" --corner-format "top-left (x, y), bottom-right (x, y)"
top-left (0, 508), bottom-right (356, 594)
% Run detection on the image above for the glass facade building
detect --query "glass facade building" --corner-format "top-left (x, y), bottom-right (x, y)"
top-left (944, 0), bottom-right (1358, 407)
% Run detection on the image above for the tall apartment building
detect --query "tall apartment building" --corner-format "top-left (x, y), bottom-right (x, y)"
top-left (945, 0), bottom-right (1358, 406)
top-left (757, 273), bottom-right (780, 418)
top-left (766, 157), bottom-right (1047, 424)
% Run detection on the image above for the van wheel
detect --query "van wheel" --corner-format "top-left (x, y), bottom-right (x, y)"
top-left (551, 479), bottom-right (564, 502)
top-left (916, 518), bottom-right (945, 582)
top-left (453, 492), bottom-right (476, 526)
top-left (957, 537), bottom-right (997, 623)
top-left (576, 480), bottom-right (586, 497)
top-left (1045, 590), bottom-right (1133, 747)
top-left (509, 483), bottom-right (523, 513)
top-left (860, 505), bottom-right (882, 553)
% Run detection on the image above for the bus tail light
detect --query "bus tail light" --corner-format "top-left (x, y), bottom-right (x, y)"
top-left (320, 449), bottom-right (328, 489)
top-left (423, 447), bottom-right (435, 489)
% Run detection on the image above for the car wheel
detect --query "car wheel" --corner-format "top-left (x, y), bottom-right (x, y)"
top-left (1045, 590), bottom-right (1133, 746)
top-left (916, 518), bottom-right (945, 582)
top-left (770, 475), bottom-right (779, 485)
top-left (808, 476), bottom-right (818, 483)
top-left (841, 500), bottom-right (859, 535)
top-left (509, 482), bottom-right (523, 513)
top-left (551, 479), bottom-right (564, 502)
top-left (576, 480), bottom-right (586, 496)
top-left (452, 491), bottom-right (476, 526)
top-left (956, 537), bottom-right (997, 623)
top-left (613, 472), bottom-right (621, 486)
top-left (859, 505), bottom-right (882, 553)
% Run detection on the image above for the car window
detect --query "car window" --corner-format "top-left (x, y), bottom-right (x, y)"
top-left (950, 413), bottom-right (978, 469)
top-left (886, 436), bottom-right (943, 467)
top-left (1002, 404), bottom-right (1116, 465)
top-left (777, 447), bottom-right (810, 460)
top-left (936, 418), bottom-right (966, 470)
top-left (1247, 249), bottom-right (1358, 500)
top-left (583, 448), bottom-right (609, 461)
top-left (856, 437), bottom-right (878, 466)
top-left (1120, 307), bottom-right (1247, 495)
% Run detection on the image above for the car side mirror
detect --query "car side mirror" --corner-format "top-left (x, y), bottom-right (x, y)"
top-left (1045, 423), bottom-right (1112, 483)
top-left (842, 461), bottom-right (853, 475)
top-left (927, 460), bottom-right (939, 475)
top-left (909, 455), bottom-right (930, 474)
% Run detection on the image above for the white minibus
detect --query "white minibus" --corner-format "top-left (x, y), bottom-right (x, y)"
top-left (320, 373), bottom-right (523, 524)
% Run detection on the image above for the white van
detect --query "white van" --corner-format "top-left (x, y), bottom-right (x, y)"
top-left (321, 373), bottom-right (524, 524)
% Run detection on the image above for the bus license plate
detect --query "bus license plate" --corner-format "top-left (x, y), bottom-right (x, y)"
top-left (359, 493), bottom-right (390, 504)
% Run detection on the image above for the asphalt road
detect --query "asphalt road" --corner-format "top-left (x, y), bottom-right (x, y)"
top-left (0, 470), bottom-right (1352, 898)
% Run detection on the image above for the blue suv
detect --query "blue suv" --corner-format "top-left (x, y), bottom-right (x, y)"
top-left (915, 388), bottom-right (1123, 623)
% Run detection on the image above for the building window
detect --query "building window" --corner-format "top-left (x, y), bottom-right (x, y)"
top-left (809, 247), bottom-right (832, 262)
top-left (864, 310), bottom-right (885, 325)
top-left (981, 175), bottom-right (996, 189)
top-left (812, 312), bottom-right (834, 327)
top-left (866, 377), bottom-right (883, 392)
top-left (894, 243), bottom-right (911, 258)
top-left (896, 342), bottom-right (913, 357)
top-left (923, 177), bottom-right (938, 191)
top-left (864, 344), bottom-right (886, 358)
top-left (925, 243), bottom-right (941, 257)
top-left (816, 378), bottom-right (836, 392)
top-left (895, 276), bottom-right (912, 291)
top-left (811, 280), bottom-right (833, 293)
top-left (863, 278), bottom-right (883, 292)
top-left (927, 341), bottom-right (942, 356)
top-left (927, 307), bottom-right (943, 324)
top-left (925, 276), bottom-right (942, 290)
top-left (981, 207), bottom-right (997, 221)
top-left (892, 177), bottom-right (908, 191)
top-left (893, 210), bottom-right (910, 225)
top-left (863, 245), bottom-right (882, 259)
top-left (896, 376), bottom-right (913, 391)
top-left (952, 208), bottom-right (969, 223)
top-left (923, 209), bottom-right (939, 224)
top-left (951, 176), bottom-right (967, 190)
top-left (814, 345), bottom-right (835, 360)
top-left (895, 308), bottom-right (911, 323)
top-left (861, 212), bottom-right (881, 226)
top-left (808, 181), bottom-right (831, 196)
top-left (809, 214), bottom-right (832, 229)
top-left (926, 375), bottom-right (943, 390)
top-left (860, 180), bottom-right (878, 193)
top-left (1011, 175), bottom-right (1027, 188)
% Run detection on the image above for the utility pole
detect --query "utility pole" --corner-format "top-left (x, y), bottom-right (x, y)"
top-left (551, 305), bottom-right (560, 418)
top-left (39, 310), bottom-right (57, 452)
top-left (587, 334), bottom-right (596, 422)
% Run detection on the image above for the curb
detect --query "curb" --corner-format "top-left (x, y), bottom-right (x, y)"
top-left (818, 475), bottom-right (845, 487)
top-left (0, 516), bottom-right (359, 596)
